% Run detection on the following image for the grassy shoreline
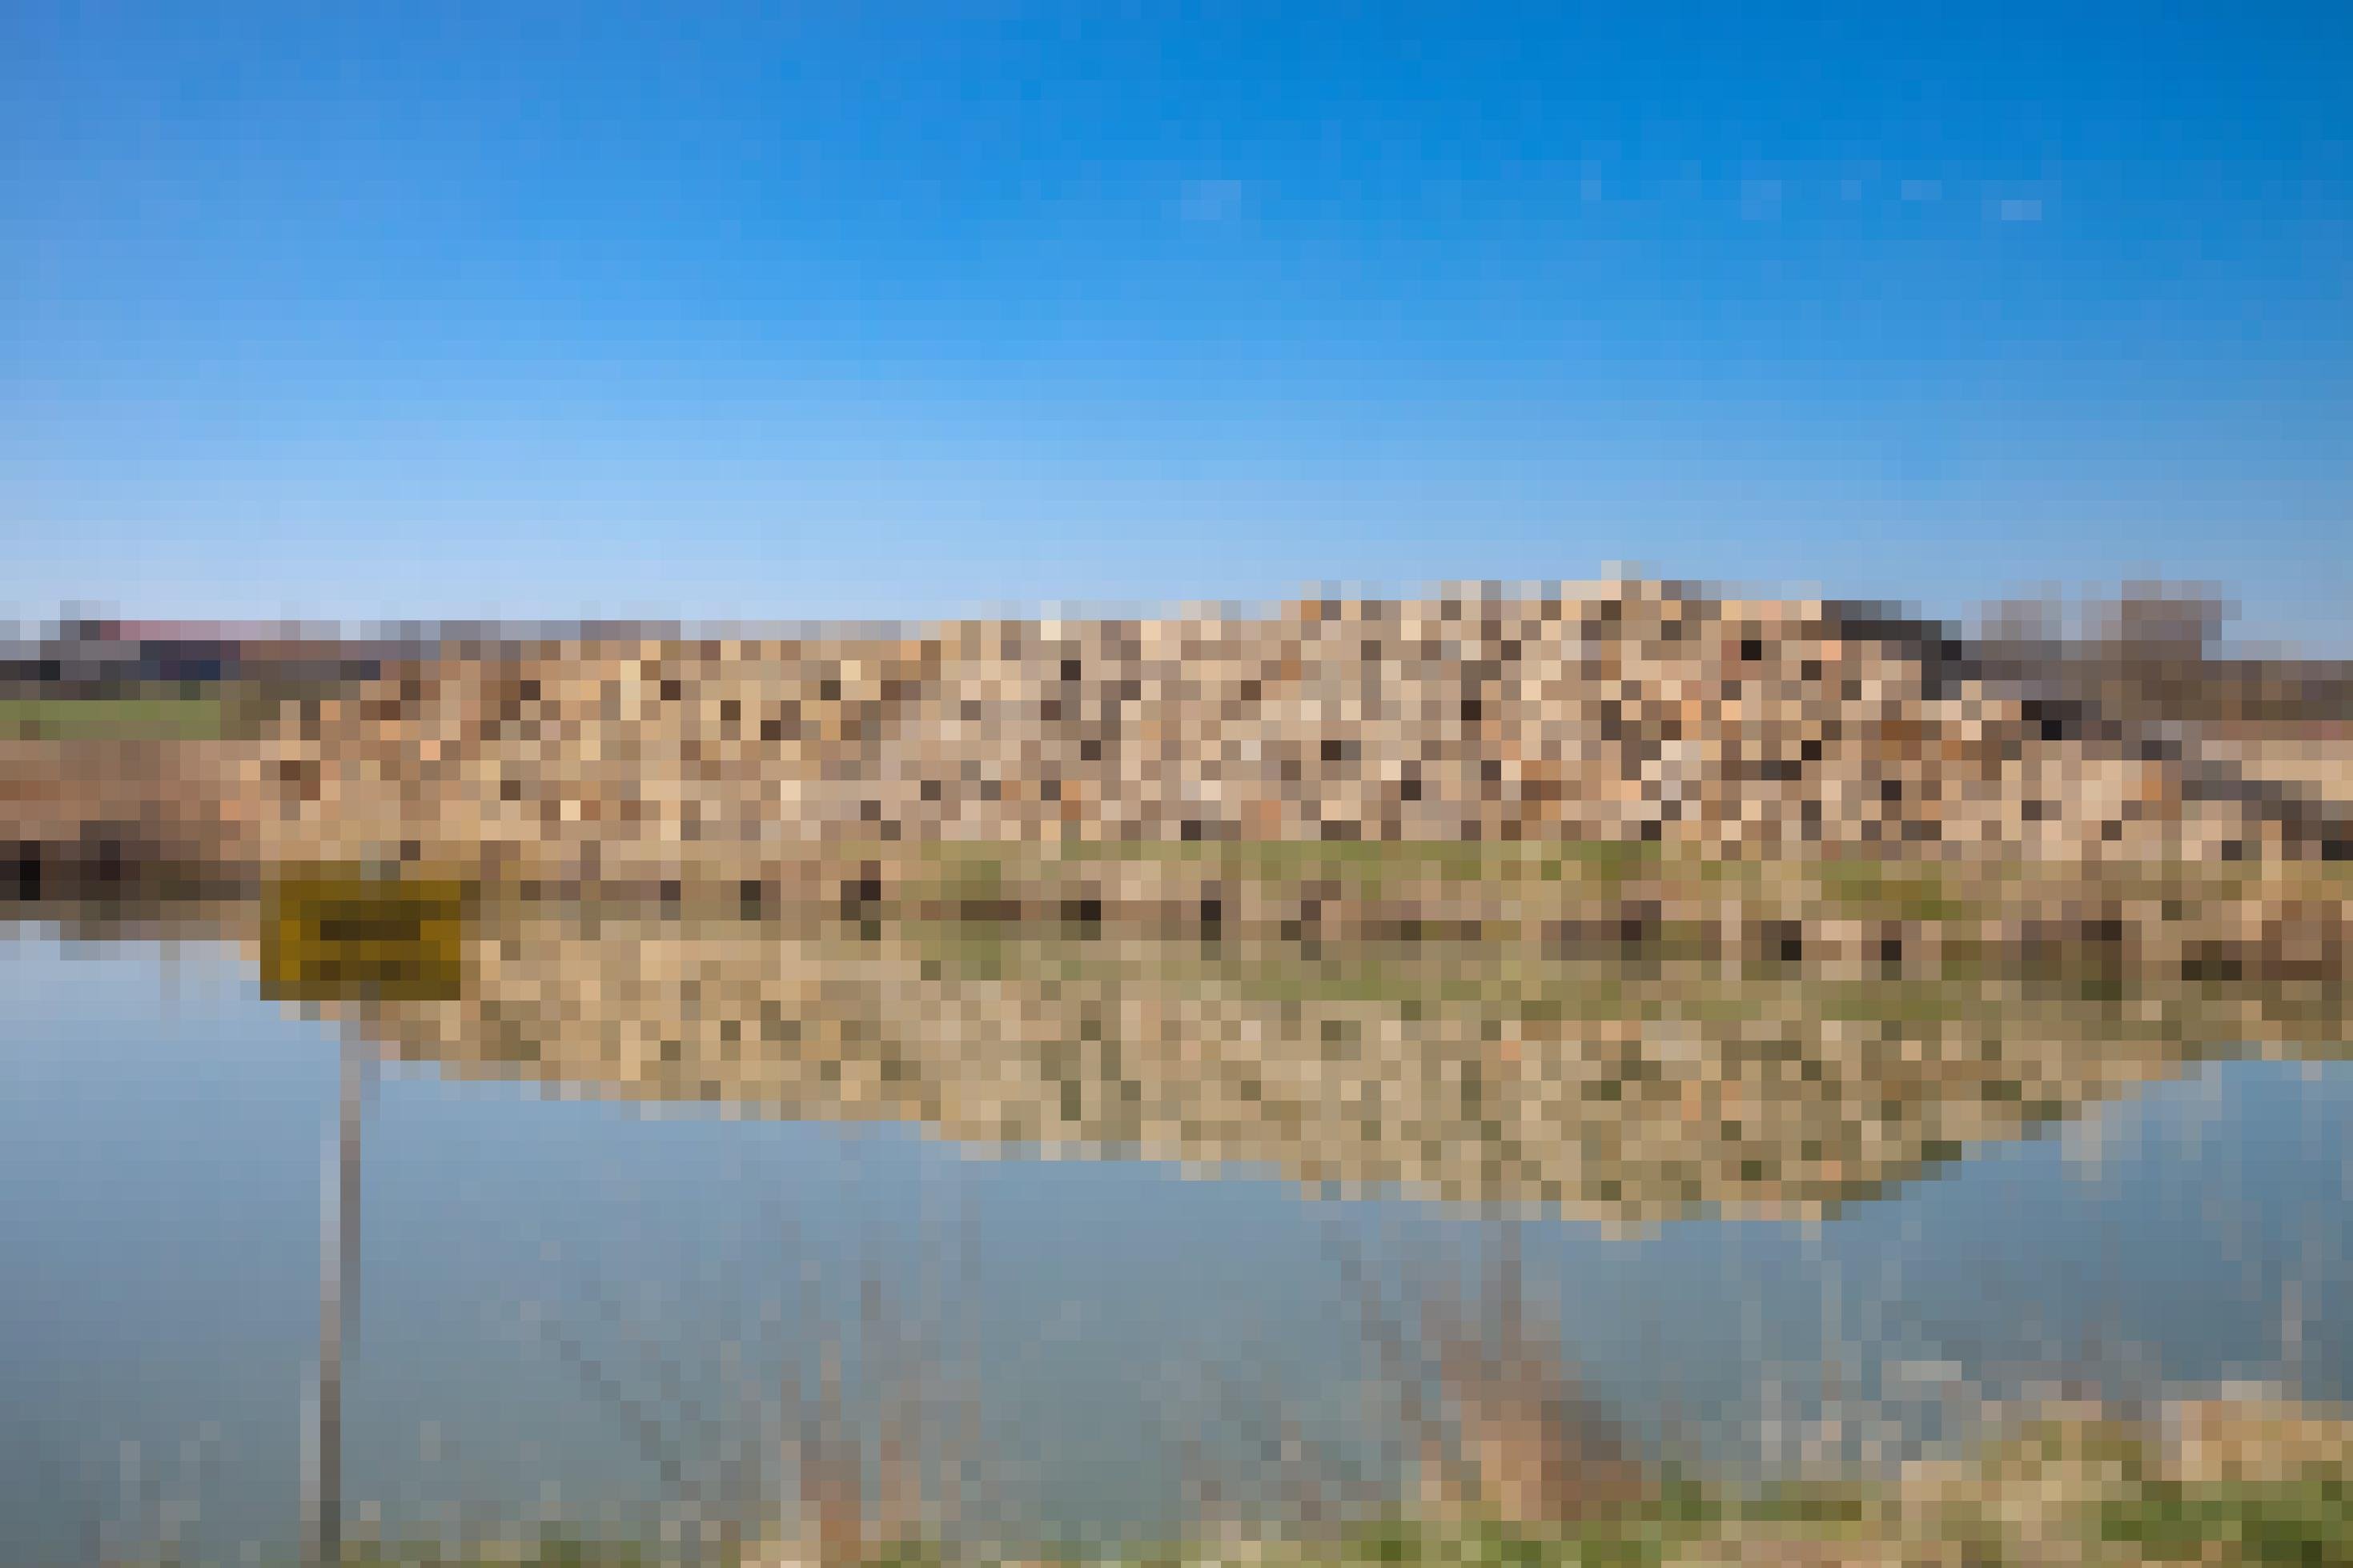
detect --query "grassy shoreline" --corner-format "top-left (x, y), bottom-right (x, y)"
top-left (164, 1437), bottom-right (2353, 1568)
top-left (22, 831), bottom-right (2333, 956)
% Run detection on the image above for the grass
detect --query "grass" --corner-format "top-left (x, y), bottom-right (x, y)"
top-left (200, 1474), bottom-right (2347, 1567)
top-left (0, 693), bottom-right (232, 740)
top-left (918, 836), bottom-right (1681, 895)
top-left (1305, 1504), bottom-right (1713, 1568)
top-left (2095, 1479), bottom-right (2352, 1566)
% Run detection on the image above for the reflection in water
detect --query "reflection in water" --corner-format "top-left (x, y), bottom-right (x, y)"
top-left (1, 905), bottom-right (2348, 1564)
top-left (256, 901), bottom-right (2351, 1225)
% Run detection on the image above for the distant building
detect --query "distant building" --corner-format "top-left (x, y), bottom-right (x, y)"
top-left (0, 619), bottom-right (400, 696)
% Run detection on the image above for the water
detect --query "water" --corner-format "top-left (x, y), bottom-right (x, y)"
top-left (2, 921), bottom-right (2349, 1564)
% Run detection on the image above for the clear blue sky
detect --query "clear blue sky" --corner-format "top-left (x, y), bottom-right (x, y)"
top-left (5, 2), bottom-right (2349, 644)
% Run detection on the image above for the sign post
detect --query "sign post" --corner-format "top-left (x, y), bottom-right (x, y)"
top-left (263, 868), bottom-right (470, 1567)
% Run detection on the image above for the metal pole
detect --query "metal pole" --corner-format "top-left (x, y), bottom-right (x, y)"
top-left (307, 1033), bottom-right (365, 1567)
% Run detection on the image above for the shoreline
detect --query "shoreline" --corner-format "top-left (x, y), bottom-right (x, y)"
top-left (102, 1388), bottom-right (2353, 1567)
top-left (10, 828), bottom-right (2348, 987)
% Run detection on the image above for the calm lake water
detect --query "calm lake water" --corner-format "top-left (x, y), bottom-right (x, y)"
top-left (2, 921), bottom-right (2349, 1565)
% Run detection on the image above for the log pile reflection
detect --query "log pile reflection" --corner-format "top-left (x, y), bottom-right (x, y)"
top-left (259, 909), bottom-right (2350, 1225)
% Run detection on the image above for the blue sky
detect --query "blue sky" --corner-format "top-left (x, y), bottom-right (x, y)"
top-left (4, 2), bottom-right (2349, 644)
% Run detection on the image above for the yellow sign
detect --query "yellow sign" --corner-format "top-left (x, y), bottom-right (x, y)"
top-left (262, 868), bottom-right (472, 1002)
